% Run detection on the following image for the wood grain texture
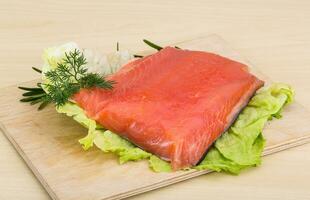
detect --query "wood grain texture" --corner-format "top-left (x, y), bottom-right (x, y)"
top-left (1, 1), bottom-right (310, 200)
top-left (0, 35), bottom-right (309, 200)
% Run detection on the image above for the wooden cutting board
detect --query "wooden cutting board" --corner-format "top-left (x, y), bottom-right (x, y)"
top-left (1, 35), bottom-right (310, 200)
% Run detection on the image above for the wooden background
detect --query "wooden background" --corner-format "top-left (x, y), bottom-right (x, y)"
top-left (0, 1), bottom-right (309, 199)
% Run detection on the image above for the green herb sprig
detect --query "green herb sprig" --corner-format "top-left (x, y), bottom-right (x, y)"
top-left (143, 39), bottom-right (181, 50)
top-left (133, 39), bottom-right (181, 58)
top-left (143, 39), bottom-right (163, 51)
top-left (43, 49), bottom-right (114, 106)
top-left (19, 49), bottom-right (115, 109)
top-left (19, 68), bottom-right (50, 110)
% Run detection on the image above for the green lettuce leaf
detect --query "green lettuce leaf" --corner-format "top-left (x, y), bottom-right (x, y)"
top-left (94, 130), bottom-right (151, 164)
top-left (196, 83), bottom-right (294, 173)
top-left (56, 83), bottom-right (294, 173)
top-left (149, 156), bottom-right (172, 172)
top-left (119, 148), bottom-right (151, 164)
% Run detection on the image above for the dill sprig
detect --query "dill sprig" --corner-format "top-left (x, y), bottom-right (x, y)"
top-left (19, 49), bottom-right (115, 109)
top-left (43, 49), bottom-right (115, 106)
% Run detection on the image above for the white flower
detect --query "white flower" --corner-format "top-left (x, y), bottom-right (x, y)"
top-left (83, 49), bottom-right (134, 75)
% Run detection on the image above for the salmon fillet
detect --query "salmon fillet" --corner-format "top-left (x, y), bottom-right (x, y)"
top-left (73, 47), bottom-right (264, 170)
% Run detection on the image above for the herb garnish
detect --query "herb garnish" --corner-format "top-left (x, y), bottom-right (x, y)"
top-left (143, 39), bottom-right (180, 50)
top-left (133, 39), bottom-right (163, 58)
top-left (19, 49), bottom-right (114, 109)
top-left (143, 39), bottom-right (163, 51)
top-left (19, 68), bottom-right (50, 110)
top-left (134, 39), bottom-right (180, 58)
top-left (43, 49), bottom-right (114, 106)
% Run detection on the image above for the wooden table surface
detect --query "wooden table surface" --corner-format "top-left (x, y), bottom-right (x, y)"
top-left (0, 1), bottom-right (309, 199)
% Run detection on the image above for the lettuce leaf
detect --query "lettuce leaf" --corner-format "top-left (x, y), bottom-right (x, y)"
top-left (196, 83), bottom-right (294, 173)
top-left (149, 156), bottom-right (172, 172)
top-left (56, 83), bottom-right (294, 173)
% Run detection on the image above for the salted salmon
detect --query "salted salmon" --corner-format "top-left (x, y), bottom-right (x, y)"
top-left (73, 47), bottom-right (264, 170)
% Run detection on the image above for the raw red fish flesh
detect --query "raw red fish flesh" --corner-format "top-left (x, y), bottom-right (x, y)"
top-left (73, 47), bottom-right (264, 170)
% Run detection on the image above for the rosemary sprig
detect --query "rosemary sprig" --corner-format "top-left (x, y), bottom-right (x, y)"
top-left (38, 100), bottom-right (50, 110)
top-left (18, 86), bottom-right (43, 92)
top-left (143, 39), bottom-right (163, 51)
top-left (19, 87), bottom-right (50, 110)
top-left (18, 67), bottom-right (51, 110)
top-left (143, 39), bottom-right (181, 51)
top-left (133, 54), bottom-right (143, 58)
top-left (133, 39), bottom-right (164, 58)
top-left (32, 67), bottom-right (42, 73)
top-left (119, 39), bottom-right (176, 59)
top-left (22, 90), bottom-right (45, 96)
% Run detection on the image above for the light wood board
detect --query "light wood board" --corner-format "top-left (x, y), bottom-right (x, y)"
top-left (0, 35), bottom-right (310, 200)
